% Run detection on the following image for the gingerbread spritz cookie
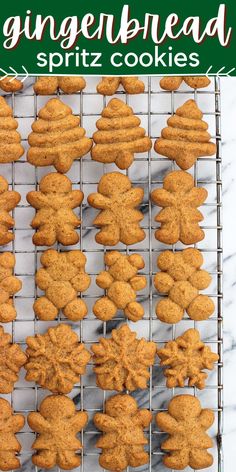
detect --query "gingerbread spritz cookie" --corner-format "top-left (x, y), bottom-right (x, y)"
top-left (25, 324), bottom-right (90, 393)
top-left (33, 249), bottom-right (90, 321)
top-left (27, 98), bottom-right (92, 173)
top-left (97, 76), bottom-right (145, 95)
top-left (88, 172), bottom-right (145, 246)
top-left (0, 252), bottom-right (22, 322)
top-left (28, 395), bottom-right (88, 470)
top-left (160, 76), bottom-right (211, 91)
top-left (93, 251), bottom-right (146, 321)
top-left (34, 76), bottom-right (86, 95)
top-left (0, 398), bottom-right (24, 471)
top-left (27, 173), bottom-right (83, 246)
top-left (156, 395), bottom-right (214, 470)
top-left (0, 325), bottom-right (26, 393)
top-left (94, 394), bottom-right (152, 471)
top-left (92, 98), bottom-right (152, 169)
top-left (157, 328), bottom-right (219, 389)
top-left (151, 170), bottom-right (207, 245)
top-left (154, 248), bottom-right (215, 323)
top-left (154, 99), bottom-right (216, 170)
top-left (0, 97), bottom-right (24, 163)
top-left (92, 324), bottom-right (156, 391)
top-left (0, 176), bottom-right (21, 246)
top-left (0, 77), bottom-right (23, 93)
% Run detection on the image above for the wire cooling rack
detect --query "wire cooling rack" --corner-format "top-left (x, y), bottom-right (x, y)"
top-left (0, 76), bottom-right (222, 472)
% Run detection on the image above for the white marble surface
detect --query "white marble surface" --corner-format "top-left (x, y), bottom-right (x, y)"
top-left (0, 76), bottom-right (234, 472)
top-left (220, 77), bottom-right (236, 472)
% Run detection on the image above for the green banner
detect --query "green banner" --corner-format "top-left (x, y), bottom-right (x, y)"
top-left (0, 0), bottom-right (235, 77)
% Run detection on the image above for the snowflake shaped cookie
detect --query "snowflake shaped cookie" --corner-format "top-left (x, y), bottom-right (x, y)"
top-left (25, 324), bottom-right (91, 394)
top-left (157, 328), bottom-right (219, 389)
top-left (0, 325), bottom-right (27, 393)
top-left (92, 324), bottom-right (156, 391)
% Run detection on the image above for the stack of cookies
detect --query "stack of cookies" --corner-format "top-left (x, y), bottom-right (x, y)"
top-left (0, 75), bottom-right (218, 472)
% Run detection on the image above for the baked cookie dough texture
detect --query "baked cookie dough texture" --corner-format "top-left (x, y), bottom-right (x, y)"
top-left (93, 251), bottom-right (146, 322)
top-left (94, 394), bottom-right (152, 471)
top-left (28, 395), bottom-right (88, 470)
top-left (151, 170), bottom-right (208, 245)
top-left (92, 324), bottom-right (156, 391)
top-left (160, 76), bottom-right (211, 91)
top-left (0, 97), bottom-right (24, 163)
top-left (27, 98), bottom-right (92, 173)
top-left (34, 76), bottom-right (86, 94)
top-left (88, 171), bottom-right (145, 246)
top-left (33, 249), bottom-right (91, 321)
top-left (154, 248), bottom-right (215, 323)
top-left (27, 173), bottom-right (83, 246)
top-left (157, 328), bottom-right (219, 389)
top-left (92, 98), bottom-right (152, 170)
top-left (25, 323), bottom-right (90, 393)
top-left (155, 99), bottom-right (216, 170)
top-left (156, 395), bottom-right (214, 470)
top-left (97, 76), bottom-right (145, 95)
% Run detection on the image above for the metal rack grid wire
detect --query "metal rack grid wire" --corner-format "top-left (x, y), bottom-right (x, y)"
top-left (0, 75), bottom-right (223, 472)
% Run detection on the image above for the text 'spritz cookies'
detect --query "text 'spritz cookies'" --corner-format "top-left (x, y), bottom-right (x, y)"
top-left (88, 172), bottom-right (145, 246)
top-left (92, 98), bottom-right (152, 169)
top-left (0, 77), bottom-right (23, 93)
top-left (0, 176), bottom-right (21, 246)
top-left (97, 77), bottom-right (145, 95)
top-left (157, 328), bottom-right (219, 389)
top-left (28, 395), bottom-right (88, 470)
top-left (154, 99), bottom-right (216, 170)
top-left (34, 76), bottom-right (86, 94)
top-left (92, 324), bottom-right (156, 391)
top-left (154, 248), bottom-right (215, 323)
top-left (27, 98), bottom-right (92, 173)
top-left (93, 251), bottom-right (146, 321)
top-left (0, 97), bottom-right (24, 163)
top-left (156, 395), bottom-right (214, 470)
top-left (151, 170), bottom-right (207, 245)
top-left (25, 324), bottom-right (90, 393)
top-left (0, 398), bottom-right (25, 471)
top-left (0, 325), bottom-right (26, 393)
top-left (94, 394), bottom-right (152, 471)
top-left (0, 252), bottom-right (22, 323)
top-left (27, 173), bottom-right (83, 246)
top-left (33, 249), bottom-right (91, 321)
top-left (160, 76), bottom-right (211, 91)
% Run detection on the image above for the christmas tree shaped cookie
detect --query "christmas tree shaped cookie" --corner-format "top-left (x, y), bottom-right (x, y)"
top-left (0, 97), bottom-right (24, 163)
top-left (155, 99), bottom-right (216, 170)
top-left (27, 98), bottom-right (92, 173)
top-left (92, 98), bottom-right (152, 169)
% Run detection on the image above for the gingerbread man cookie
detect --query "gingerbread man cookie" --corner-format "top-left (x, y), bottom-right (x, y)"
top-left (94, 394), bottom-right (152, 471)
top-left (156, 395), bottom-right (214, 470)
top-left (88, 172), bottom-right (145, 246)
top-left (28, 395), bottom-right (88, 470)
top-left (151, 170), bottom-right (207, 245)
top-left (27, 173), bottom-right (83, 246)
